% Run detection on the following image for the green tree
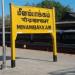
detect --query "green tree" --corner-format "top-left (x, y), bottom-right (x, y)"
top-left (36, 0), bottom-right (71, 21)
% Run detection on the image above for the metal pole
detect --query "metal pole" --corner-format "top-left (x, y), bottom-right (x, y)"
top-left (1, 0), bottom-right (6, 69)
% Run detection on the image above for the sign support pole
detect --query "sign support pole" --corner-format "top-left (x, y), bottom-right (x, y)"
top-left (11, 36), bottom-right (16, 68)
top-left (1, 0), bottom-right (6, 69)
top-left (10, 3), bottom-right (16, 68)
top-left (52, 7), bottom-right (57, 62)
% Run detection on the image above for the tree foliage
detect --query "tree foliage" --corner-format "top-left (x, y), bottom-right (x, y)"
top-left (36, 0), bottom-right (72, 21)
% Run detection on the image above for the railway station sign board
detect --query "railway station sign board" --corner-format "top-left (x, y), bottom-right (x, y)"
top-left (11, 4), bottom-right (55, 33)
top-left (10, 4), bottom-right (57, 68)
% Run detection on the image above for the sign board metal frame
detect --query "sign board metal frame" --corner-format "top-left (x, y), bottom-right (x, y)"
top-left (10, 4), bottom-right (57, 68)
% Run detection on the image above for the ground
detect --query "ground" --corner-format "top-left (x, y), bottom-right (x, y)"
top-left (0, 46), bottom-right (75, 75)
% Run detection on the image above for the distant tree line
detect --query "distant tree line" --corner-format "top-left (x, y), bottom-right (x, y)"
top-left (36, 0), bottom-right (72, 21)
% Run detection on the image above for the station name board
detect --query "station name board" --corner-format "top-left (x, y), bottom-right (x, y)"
top-left (11, 4), bottom-right (54, 33)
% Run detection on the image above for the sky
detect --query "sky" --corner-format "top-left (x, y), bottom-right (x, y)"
top-left (0, 0), bottom-right (75, 16)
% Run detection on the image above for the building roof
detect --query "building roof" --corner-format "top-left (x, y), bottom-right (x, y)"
top-left (56, 21), bottom-right (75, 24)
top-left (61, 12), bottom-right (75, 21)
